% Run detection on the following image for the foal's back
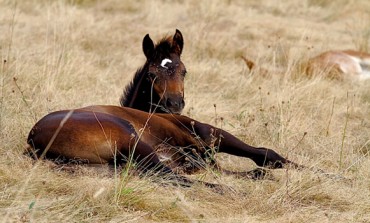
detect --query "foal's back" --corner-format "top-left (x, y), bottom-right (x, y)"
top-left (27, 106), bottom-right (198, 164)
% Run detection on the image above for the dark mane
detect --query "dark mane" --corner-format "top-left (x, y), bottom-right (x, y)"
top-left (120, 66), bottom-right (147, 107)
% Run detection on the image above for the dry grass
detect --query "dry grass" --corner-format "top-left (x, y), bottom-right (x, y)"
top-left (1, 0), bottom-right (370, 222)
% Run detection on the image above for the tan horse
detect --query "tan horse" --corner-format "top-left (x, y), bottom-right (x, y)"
top-left (242, 50), bottom-right (370, 80)
top-left (305, 50), bottom-right (370, 80)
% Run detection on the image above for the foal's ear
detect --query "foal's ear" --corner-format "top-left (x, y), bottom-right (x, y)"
top-left (142, 34), bottom-right (154, 59)
top-left (172, 29), bottom-right (184, 55)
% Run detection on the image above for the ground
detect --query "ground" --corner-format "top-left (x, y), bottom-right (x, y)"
top-left (1, 0), bottom-right (370, 222)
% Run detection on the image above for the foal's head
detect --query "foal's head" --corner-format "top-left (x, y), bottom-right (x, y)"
top-left (142, 29), bottom-right (186, 114)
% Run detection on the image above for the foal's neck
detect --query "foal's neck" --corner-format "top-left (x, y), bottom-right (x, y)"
top-left (120, 64), bottom-right (162, 113)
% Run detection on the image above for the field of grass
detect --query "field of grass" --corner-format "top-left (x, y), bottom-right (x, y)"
top-left (1, 0), bottom-right (370, 222)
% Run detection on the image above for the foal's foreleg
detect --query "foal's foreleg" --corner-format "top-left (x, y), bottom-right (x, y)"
top-left (193, 122), bottom-right (299, 169)
top-left (211, 160), bottom-right (270, 180)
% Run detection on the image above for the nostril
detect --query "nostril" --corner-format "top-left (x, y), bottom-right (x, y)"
top-left (167, 99), bottom-right (183, 108)
top-left (166, 99), bottom-right (174, 107)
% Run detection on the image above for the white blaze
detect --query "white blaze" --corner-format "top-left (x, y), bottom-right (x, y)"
top-left (161, 58), bottom-right (172, 69)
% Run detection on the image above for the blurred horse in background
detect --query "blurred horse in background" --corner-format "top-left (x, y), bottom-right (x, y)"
top-left (306, 50), bottom-right (370, 80)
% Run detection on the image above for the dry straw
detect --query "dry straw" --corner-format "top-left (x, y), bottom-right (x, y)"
top-left (1, 0), bottom-right (370, 222)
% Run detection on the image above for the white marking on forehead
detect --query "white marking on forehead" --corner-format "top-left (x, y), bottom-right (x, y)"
top-left (161, 58), bottom-right (172, 69)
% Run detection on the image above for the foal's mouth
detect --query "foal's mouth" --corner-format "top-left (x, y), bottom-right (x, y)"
top-left (166, 106), bottom-right (183, 115)
top-left (149, 102), bottom-right (184, 114)
top-left (170, 110), bottom-right (182, 115)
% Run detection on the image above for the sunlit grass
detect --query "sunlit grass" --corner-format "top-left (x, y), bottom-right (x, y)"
top-left (1, 0), bottom-right (370, 222)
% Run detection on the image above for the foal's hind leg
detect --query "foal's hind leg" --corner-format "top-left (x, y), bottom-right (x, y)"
top-left (130, 141), bottom-right (173, 173)
top-left (220, 168), bottom-right (272, 180)
top-left (126, 140), bottom-right (195, 187)
top-left (130, 141), bottom-right (223, 190)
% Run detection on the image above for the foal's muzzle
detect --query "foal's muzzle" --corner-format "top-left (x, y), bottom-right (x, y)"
top-left (164, 95), bottom-right (185, 114)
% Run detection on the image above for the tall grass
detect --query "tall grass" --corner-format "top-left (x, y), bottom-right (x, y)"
top-left (1, 0), bottom-right (370, 222)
